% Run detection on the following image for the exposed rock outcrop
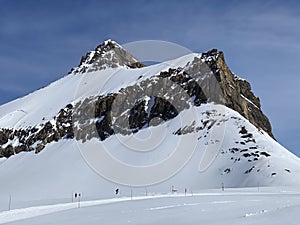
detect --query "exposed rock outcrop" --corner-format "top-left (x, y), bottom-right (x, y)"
top-left (0, 104), bottom-right (74, 158)
top-left (69, 39), bottom-right (145, 74)
top-left (203, 50), bottom-right (273, 138)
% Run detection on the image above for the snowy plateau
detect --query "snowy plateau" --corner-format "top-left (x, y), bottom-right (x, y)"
top-left (0, 40), bottom-right (300, 224)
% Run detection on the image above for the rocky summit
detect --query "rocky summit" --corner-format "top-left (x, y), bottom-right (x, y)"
top-left (69, 39), bottom-right (144, 74)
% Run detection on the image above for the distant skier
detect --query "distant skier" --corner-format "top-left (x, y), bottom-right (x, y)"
top-left (115, 188), bottom-right (119, 195)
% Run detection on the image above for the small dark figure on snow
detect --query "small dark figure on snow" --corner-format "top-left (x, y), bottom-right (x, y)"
top-left (115, 188), bottom-right (119, 195)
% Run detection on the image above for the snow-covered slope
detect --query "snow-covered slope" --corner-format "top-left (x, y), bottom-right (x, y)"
top-left (1, 104), bottom-right (300, 210)
top-left (0, 40), bottom-right (299, 211)
top-left (2, 188), bottom-right (300, 225)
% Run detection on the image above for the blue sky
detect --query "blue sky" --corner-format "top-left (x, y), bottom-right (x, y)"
top-left (0, 0), bottom-right (299, 155)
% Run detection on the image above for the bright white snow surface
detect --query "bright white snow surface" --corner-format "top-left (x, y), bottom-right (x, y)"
top-left (1, 188), bottom-right (300, 225)
top-left (0, 104), bottom-right (300, 211)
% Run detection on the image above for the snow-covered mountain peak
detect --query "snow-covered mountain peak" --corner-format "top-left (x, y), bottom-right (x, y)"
top-left (69, 39), bottom-right (145, 74)
top-left (0, 40), bottom-right (300, 200)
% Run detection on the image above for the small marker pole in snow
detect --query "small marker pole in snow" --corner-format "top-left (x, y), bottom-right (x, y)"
top-left (258, 182), bottom-right (260, 192)
top-left (78, 193), bottom-right (81, 208)
top-left (130, 189), bottom-right (133, 200)
top-left (74, 192), bottom-right (81, 208)
top-left (145, 187), bottom-right (148, 196)
top-left (222, 182), bottom-right (225, 192)
top-left (8, 195), bottom-right (11, 211)
top-left (184, 188), bottom-right (187, 196)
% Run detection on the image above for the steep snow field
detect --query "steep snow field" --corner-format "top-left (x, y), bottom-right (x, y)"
top-left (1, 188), bottom-right (300, 225)
top-left (0, 104), bottom-right (299, 212)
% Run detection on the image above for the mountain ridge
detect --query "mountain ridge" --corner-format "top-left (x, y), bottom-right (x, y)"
top-left (0, 41), bottom-right (273, 157)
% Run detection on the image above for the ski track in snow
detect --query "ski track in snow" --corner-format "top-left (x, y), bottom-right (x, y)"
top-left (1, 191), bottom-right (300, 224)
top-left (0, 194), bottom-right (197, 224)
top-left (0, 193), bottom-right (195, 224)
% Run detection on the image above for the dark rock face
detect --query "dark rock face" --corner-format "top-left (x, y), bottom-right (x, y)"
top-left (0, 46), bottom-right (274, 158)
top-left (0, 104), bottom-right (74, 158)
top-left (207, 51), bottom-right (273, 138)
top-left (69, 40), bottom-right (145, 74)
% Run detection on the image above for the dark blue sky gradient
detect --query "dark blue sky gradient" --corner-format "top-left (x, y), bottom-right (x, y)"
top-left (0, 0), bottom-right (299, 155)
